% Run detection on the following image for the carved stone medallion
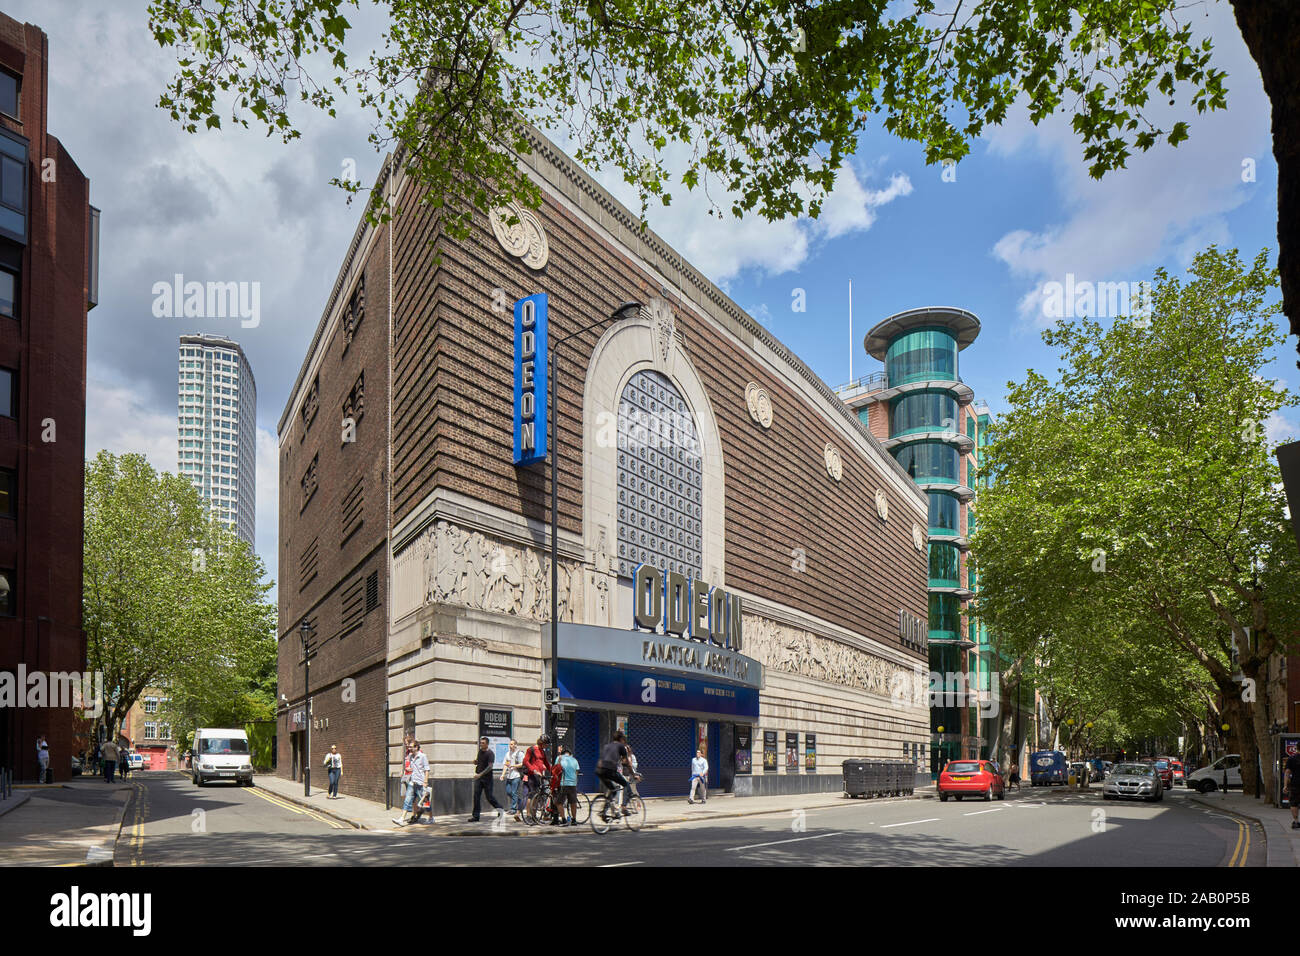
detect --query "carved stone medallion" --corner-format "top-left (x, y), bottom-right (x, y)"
top-left (488, 200), bottom-right (549, 270)
top-left (745, 382), bottom-right (773, 429)
top-left (823, 442), bottom-right (843, 482)
top-left (912, 522), bottom-right (926, 552)
top-left (875, 489), bottom-right (889, 522)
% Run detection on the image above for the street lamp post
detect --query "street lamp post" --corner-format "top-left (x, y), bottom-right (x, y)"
top-left (299, 620), bottom-right (315, 797)
top-left (547, 301), bottom-right (641, 760)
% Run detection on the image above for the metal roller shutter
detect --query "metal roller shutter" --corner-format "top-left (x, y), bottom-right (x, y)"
top-left (628, 713), bottom-right (695, 797)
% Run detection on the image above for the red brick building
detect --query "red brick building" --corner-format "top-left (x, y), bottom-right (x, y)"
top-left (0, 14), bottom-right (98, 782)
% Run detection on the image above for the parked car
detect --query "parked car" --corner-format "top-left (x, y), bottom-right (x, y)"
top-left (70, 755), bottom-right (82, 776)
top-left (1187, 754), bottom-right (1242, 793)
top-left (1029, 750), bottom-right (1069, 786)
top-left (938, 759), bottom-right (1005, 802)
top-left (1103, 762), bottom-right (1164, 802)
top-left (1168, 760), bottom-right (1185, 787)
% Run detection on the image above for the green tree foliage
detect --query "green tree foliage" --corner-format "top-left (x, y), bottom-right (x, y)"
top-left (146, 0), bottom-right (1226, 243)
top-left (83, 452), bottom-right (277, 743)
top-left (973, 247), bottom-right (1300, 798)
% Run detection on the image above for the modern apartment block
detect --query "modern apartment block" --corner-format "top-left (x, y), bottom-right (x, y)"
top-left (177, 334), bottom-right (257, 547)
top-left (0, 13), bottom-right (99, 781)
top-left (838, 309), bottom-right (1033, 775)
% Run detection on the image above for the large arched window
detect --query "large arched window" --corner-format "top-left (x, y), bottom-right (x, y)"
top-left (615, 370), bottom-right (703, 580)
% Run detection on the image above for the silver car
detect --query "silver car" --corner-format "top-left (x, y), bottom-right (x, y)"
top-left (1102, 762), bottom-right (1164, 802)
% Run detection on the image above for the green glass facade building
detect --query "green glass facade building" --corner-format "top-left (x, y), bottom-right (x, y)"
top-left (839, 308), bottom-right (981, 774)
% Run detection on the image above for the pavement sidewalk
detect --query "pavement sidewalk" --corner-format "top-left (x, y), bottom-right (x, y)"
top-left (0, 779), bottom-right (134, 866)
top-left (251, 773), bottom-right (920, 835)
top-left (1187, 788), bottom-right (1299, 867)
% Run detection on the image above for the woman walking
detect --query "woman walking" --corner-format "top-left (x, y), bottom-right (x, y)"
top-left (324, 745), bottom-right (343, 798)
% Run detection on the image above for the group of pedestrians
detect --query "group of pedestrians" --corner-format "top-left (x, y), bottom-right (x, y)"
top-left (387, 731), bottom-right (729, 828)
top-left (499, 734), bottom-right (594, 826)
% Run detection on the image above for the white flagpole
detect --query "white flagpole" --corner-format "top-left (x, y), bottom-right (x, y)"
top-left (848, 280), bottom-right (853, 382)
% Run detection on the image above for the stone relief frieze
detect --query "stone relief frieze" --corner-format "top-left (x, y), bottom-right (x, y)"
top-left (744, 615), bottom-right (925, 705)
top-left (420, 520), bottom-right (582, 622)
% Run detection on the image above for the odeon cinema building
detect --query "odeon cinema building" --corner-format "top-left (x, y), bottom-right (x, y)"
top-left (276, 128), bottom-right (934, 812)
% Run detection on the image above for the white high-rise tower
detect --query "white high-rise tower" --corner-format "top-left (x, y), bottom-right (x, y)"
top-left (177, 333), bottom-right (257, 546)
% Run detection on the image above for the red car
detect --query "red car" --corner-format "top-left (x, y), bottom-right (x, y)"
top-left (1153, 759), bottom-right (1174, 790)
top-left (1168, 760), bottom-right (1185, 787)
top-left (939, 760), bottom-right (1005, 802)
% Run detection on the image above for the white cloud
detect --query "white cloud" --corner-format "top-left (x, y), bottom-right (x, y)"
top-left (987, 2), bottom-right (1271, 326)
top-left (1265, 412), bottom-right (1298, 446)
top-left (590, 152), bottom-right (911, 285)
top-left (85, 378), bottom-right (177, 474)
top-left (255, 427), bottom-right (280, 584)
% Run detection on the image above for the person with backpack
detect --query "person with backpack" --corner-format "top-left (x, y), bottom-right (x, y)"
top-left (556, 745), bottom-right (581, 827)
top-left (522, 735), bottom-right (551, 812)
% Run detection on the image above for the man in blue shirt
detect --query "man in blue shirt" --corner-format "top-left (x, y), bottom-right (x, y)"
top-left (557, 745), bottom-right (580, 827)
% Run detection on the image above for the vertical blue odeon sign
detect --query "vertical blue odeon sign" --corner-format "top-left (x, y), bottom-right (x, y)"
top-left (513, 293), bottom-right (548, 466)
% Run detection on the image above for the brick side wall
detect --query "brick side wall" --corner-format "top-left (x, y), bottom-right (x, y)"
top-left (276, 218), bottom-right (391, 799)
top-left (388, 173), bottom-right (928, 654)
top-left (0, 15), bottom-right (89, 783)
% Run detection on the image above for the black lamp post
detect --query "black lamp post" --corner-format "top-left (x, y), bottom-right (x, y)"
top-left (299, 620), bottom-right (315, 797)
top-left (547, 300), bottom-right (641, 760)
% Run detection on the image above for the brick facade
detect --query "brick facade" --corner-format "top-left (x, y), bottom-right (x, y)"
top-left (279, 130), bottom-right (933, 805)
top-left (0, 14), bottom-right (94, 782)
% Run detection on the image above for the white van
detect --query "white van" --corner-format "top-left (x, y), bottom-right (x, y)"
top-left (1186, 754), bottom-right (1241, 793)
top-left (192, 728), bottom-right (254, 787)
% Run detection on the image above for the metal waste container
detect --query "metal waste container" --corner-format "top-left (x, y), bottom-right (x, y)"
top-left (842, 759), bottom-right (870, 797)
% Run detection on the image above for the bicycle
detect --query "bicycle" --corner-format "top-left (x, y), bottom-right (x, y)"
top-left (524, 780), bottom-right (591, 826)
top-left (590, 780), bottom-right (645, 834)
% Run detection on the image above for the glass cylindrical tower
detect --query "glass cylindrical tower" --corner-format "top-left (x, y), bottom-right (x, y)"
top-left (862, 307), bottom-right (980, 773)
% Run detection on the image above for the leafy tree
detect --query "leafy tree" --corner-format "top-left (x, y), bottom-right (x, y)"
top-left (973, 246), bottom-right (1300, 801)
top-left (83, 452), bottom-right (276, 744)
top-left (145, 2), bottom-right (1228, 230)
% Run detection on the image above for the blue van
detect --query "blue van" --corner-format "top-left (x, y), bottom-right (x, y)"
top-left (1029, 750), bottom-right (1069, 787)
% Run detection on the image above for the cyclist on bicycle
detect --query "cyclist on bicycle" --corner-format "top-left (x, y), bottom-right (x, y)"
top-left (595, 731), bottom-right (634, 815)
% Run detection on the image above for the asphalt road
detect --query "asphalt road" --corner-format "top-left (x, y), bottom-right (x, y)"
top-left (117, 773), bottom-right (1265, 867)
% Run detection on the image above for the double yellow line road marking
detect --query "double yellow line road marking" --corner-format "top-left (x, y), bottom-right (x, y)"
top-left (1226, 815), bottom-right (1258, 867)
top-left (246, 786), bottom-right (351, 829)
top-left (169, 769), bottom-right (349, 829)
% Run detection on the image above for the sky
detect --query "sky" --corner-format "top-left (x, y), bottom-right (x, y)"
top-left (12, 0), bottom-right (1296, 590)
